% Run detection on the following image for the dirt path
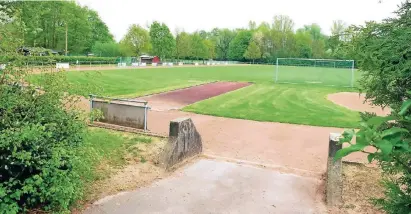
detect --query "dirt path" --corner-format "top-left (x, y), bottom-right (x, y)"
top-left (79, 82), bottom-right (370, 176)
top-left (328, 92), bottom-right (390, 116)
top-left (147, 110), bottom-right (366, 177)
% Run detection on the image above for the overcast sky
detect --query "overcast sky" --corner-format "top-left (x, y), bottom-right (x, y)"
top-left (78, 0), bottom-right (404, 41)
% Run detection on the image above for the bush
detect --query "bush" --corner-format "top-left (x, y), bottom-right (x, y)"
top-left (0, 56), bottom-right (118, 66)
top-left (335, 2), bottom-right (411, 213)
top-left (0, 67), bottom-right (89, 213)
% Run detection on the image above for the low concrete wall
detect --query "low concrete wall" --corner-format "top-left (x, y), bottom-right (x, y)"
top-left (92, 99), bottom-right (147, 129)
top-left (326, 133), bottom-right (343, 207)
top-left (161, 118), bottom-right (203, 170)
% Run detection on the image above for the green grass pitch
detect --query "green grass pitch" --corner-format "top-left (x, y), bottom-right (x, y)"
top-left (61, 65), bottom-right (361, 128)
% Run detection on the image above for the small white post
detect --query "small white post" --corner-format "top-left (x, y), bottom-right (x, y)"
top-left (275, 58), bottom-right (279, 83)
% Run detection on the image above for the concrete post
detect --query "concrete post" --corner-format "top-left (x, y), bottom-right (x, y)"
top-left (326, 133), bottom-right (343, 207)
top-left (160, 118), bottom-right (202, 170)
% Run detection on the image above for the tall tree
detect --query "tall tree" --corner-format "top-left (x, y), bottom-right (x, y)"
top-left (120, 24), bottom-right (151, 56)
top-left (228, 30), bottom-right (252, 60)
top-left (86, 9), bottom-right (114, 51)
top-left (10, 1), bottom-right (113, 54)
top-left (190, 32), bottom-right (207, 59)
top-left (243, 40), bottom-right (261, 63)
top-left (271, 15), bottom-right (295, 58)
top-left (149, 21), bottom-right (176, 60)
top-left (203, 39), bottom-right (216, 59)
top-left (175, 31), bottom-right (192, 59)
top-left (295, 29), bottom-right (312, 58)
top-left (214, 28), bottom-right (236, 60)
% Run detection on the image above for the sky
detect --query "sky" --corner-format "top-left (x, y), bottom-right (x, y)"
top-left (78, 0), bottom-right (404, 41)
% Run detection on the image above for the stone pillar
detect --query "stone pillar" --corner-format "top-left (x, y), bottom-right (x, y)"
top-left (326, 133), bottom-right (343, 207)
top-left (161, 118), bottom-right (202, 170)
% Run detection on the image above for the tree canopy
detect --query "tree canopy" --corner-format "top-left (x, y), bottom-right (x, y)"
top-left (149, 21), bottom-right (176, 59)
top-left (9, 1), bottom-right (114, 54)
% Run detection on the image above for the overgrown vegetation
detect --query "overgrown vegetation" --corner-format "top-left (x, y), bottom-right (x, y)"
top-left (336, 2), bottom-right (411, 213)
top-left (75, 128), bottom-right (155, 202)
top-left (1, 6), bottom-right (104, 213)
top-left (0, 56), bottom-right (117, 65)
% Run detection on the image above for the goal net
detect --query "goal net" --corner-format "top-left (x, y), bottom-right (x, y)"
top-left (275, 58), bottom-right (355, 87)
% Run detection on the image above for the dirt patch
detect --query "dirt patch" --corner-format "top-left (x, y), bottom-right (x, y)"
top-left (328, 92), bottom-right (390, 116)
top-left (147, 110), bottom-right (370, 176)
top-left (139, 82), bottom-right (252, 111)
top-left (330, 162), bottom-right (384, 214)
top-left (85, 137), bottom-right (167, 203)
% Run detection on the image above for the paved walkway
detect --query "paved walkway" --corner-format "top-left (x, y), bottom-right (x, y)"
top-left (84, 159), bottom-right (327, 214)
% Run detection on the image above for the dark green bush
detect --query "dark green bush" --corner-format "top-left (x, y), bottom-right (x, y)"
top-left (0, 56), bottom-right (118, 65)
top-left (0, 76), bottom-right (87, 213)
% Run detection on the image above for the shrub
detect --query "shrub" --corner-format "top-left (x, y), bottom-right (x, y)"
top-left (0, 56), bottom-right (118, 66)
top-left (335, 2), bottom-right (411, 213)
top-left (0, 66), bottom-right (89, 213)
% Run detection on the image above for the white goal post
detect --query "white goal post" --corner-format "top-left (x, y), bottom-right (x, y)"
top-left (275, 58), bottom-right (355, 87)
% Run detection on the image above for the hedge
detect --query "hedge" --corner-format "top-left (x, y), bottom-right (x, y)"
top-left (0, 56), bottom-right (118, 65)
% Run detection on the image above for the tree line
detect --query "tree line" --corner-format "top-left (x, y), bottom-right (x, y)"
top-left (96, 16), bottom-right (356, 63)
top-left (0, 1), bottom-right (114, 55)
top-left (1, 1), bottom-right (356, 63)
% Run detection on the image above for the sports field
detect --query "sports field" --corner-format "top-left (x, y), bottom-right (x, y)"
top-left (63, 65), bottom-right (361, 128)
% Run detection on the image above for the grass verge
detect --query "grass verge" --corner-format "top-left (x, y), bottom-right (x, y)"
top-left (73, 127), bottom-right (165, 207)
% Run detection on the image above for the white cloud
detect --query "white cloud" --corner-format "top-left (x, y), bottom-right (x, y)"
top-left (78, 0), bottom-right (404, 41)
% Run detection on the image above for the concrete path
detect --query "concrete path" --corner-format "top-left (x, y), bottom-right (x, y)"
top-left (83, 159), bottom-right (327, 214)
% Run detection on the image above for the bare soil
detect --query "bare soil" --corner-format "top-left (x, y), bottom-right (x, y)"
top-left (328, 92), bottom-right (390, 116)
top-left (85, 136), bottom-right (167, 203)
top-left (331, 162), bottom-right (384, 214)
top-left (138, 82), bottom-right (252, 111)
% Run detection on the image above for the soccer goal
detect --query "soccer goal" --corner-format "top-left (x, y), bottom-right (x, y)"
top-left (275, 58), bottom-right (355, 87)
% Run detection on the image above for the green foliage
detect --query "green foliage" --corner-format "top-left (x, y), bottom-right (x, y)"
top-left (228, 30), bottom-right (252, 60)
top-left (13, 1), bottom-right (114, 54)
top-left (119, 24), bottom-right (151, 56)
top-left (0, 70), bottom-right (90, 213)
top-left (336, 97), bottom-right (411, 213)
top-left (214, 28), bottom-right (236, 60)
top-left (190, 32), bottom-right (208, 59)
top-left (335, 4), bottom-right (411, 212)
top-left (0, 55), bottom-right (117, 65)
top-left (354, 4), bottom-right (411, 111)
top-left (243, 41), bottom-right (261, 62)
top-left (91, 42), bottom-right (121, 57)
top-left (175, 32), bottom-right (192, 59)
top-left (203, 39), bottom-right (216, 59)
top-left (149, 21), bottom-right (176, 59)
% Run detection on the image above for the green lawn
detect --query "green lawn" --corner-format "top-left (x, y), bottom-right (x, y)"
top-left (184, 84), bottom-right (360, 128)
top-left (65, 65), bottom-right (360, 97)
top-left (275, 66), bottom-right (355, 87)
top-left (60, 65), bottom-right (362, 127)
